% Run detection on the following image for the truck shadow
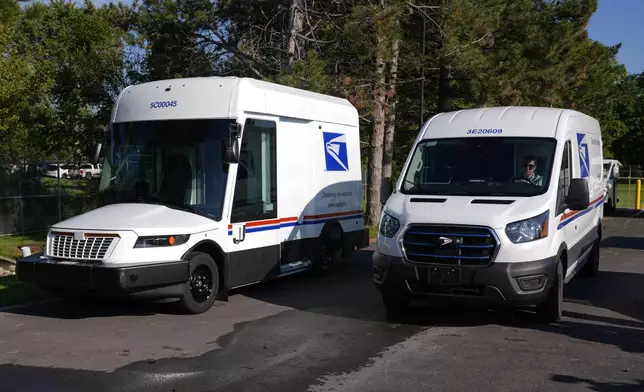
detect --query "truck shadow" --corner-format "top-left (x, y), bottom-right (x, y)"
top-left (550, 374), bottom-right (644, 392)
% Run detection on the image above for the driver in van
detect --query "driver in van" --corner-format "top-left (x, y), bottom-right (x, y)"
top-left (520, 155), bottom-right (543, 186)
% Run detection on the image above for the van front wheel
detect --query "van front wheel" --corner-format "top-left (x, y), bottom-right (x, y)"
top-left (178, 252), bottom-right (219, 314)
top-left (535, 258), bottom-right (563, 324)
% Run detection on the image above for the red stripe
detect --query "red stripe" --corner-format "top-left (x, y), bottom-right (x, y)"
top-left (228, 216), bottom-right (298, 229)
top-left (559, 195), bottom-right (604, 221)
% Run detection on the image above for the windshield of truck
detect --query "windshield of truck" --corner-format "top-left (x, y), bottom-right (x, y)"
top-left (400, 137), bottom-right (557, 197)
top-left (98, 118), bottom-right (233, 220)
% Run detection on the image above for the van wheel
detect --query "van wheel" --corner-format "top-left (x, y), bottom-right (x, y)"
top-left (580, 238), bottom-right (600, 278)
top-left (311, 233), bottom-right (341, 277)
top-left (382, 288), bottom-right (410, 319)
top-left (535, 258), bottom-right (563, 324)
top-left (178, 252), bottom-right (219, 314)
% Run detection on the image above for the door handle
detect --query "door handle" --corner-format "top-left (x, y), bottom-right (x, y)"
top-left (233, 225), bottom-right (246, 244)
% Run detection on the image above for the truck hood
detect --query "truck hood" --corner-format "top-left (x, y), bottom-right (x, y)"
top-left (51, 203), bottom-right (217, 236)
top-left (384, 192), bottom-right (552, 230)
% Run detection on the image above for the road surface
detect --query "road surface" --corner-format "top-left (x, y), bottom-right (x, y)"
top-left (1, 216), bottom-right (643, 392)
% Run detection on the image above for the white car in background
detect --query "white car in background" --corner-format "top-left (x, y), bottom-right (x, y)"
top-left (44, 164), bottom-right (70, 178)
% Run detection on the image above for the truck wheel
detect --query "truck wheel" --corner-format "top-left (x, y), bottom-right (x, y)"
top-left (580, 238), bottom-right (600, 278)
top-left (311, 232), bottom-right (341, 277)
top-left (382, 288), bottom-right (410, 319)
top-left (178, 251), bottom-right (219, 314)
top-left (535, 257), bottom-right (563, 324)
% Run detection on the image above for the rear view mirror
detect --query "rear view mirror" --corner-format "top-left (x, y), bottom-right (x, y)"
top-left (223, 122), bottom-right (241, 164)
top-left (380, 178), bottom-right (393, 205)
top-left (566, 178), bottom-right (589, 211)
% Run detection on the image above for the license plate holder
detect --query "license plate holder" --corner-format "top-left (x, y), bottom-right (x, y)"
top-left (428, 266), bottom-right (461, 285)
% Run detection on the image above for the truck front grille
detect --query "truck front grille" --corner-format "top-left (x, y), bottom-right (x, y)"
top-left (402, 224), bottom-right (498, 266)
top-left (50, 233), bottom-right (115, 260)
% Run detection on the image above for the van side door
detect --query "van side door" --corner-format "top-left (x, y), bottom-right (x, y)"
top-left (227, 118), bottom-right (280, 287)
top-left (555, 138), bottom-right (581, 277)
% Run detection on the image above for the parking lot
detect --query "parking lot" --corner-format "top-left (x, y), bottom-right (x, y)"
top-left (0, 215), bottom-right (643, 392)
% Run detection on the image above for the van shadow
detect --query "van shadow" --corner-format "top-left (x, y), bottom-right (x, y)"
top-left (601, 236), bottom-right (644, 250)
top-left (550, 374), bottom-right (644, 392)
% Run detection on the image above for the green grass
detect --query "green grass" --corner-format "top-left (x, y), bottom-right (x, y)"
top-left (0, 275), bottom-right (51, 307)
top-left (615, 183), bottom-right (644, 209)
top-left (0, 233), bottom-right (47, 261)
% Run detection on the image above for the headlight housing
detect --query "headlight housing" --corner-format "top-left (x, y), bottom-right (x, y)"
top-left (134, 234), bottom-right (190, 248)
top-left (379, 211), bottom-right (401, 238)
top-left (505, 211), bottom-right (549, 244)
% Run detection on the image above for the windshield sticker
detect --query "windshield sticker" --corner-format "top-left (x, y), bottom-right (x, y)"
top-left (466, 128), bottom-right (503, 134)
top-left (150, 101), bottom-right (178, 108)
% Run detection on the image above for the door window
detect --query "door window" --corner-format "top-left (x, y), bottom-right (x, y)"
top-left (231, 119), bottom-right (277, 223)
top-left (556, 140), bottom-right (572, 215)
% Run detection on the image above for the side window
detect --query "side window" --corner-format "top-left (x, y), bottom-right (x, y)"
top-left (231, 118), bottom-right (277, 223)
top-left (557, 140), bottom-right (572, 215)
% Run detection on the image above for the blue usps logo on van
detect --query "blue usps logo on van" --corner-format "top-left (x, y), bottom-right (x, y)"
top-left (323, 132), bottom-right (349, 171)
top-left (577, 132), bottom-right (590, 178)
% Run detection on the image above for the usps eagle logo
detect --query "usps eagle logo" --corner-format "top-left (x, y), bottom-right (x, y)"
top-left (577, 133), bottom-right (590, 178)
top-left (323, 132), bottom-right (349, 171)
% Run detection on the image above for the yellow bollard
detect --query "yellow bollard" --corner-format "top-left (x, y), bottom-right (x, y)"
top-left (637, 179), bottom-right (642, 210)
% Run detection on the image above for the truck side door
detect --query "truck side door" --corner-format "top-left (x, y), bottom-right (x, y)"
top-left (228, 118), bottom-right (281, 287)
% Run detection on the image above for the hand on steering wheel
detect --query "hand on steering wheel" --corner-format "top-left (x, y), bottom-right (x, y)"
top-left (510, 176), bottom-right (533, 185)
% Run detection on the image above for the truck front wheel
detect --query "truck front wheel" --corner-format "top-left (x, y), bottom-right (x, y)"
top-left (178, 251), bottom-right (219, 314)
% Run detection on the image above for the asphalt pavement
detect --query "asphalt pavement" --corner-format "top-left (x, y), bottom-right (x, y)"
top-left (1, 216), bottom-right (643, 392)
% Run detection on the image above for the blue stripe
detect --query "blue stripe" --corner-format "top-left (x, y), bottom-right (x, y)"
top-left (557, 198), bottom-right (604, 230)
top-left (407, 231), bottom-right (491, 238)
top-left (403, 241), bottom-right (493, 249)
top-left (227, 213), bottom-right (363, 235)
top-left (407, 252), bottom-right (490, 260)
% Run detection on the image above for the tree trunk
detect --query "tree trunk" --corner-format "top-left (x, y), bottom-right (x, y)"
top-left (437, 63), bottom-right (450, 112)
top-left (287, 0), bottom-right (304, 64)
top-left (382, 37), bottom-right (399, 184)
top-left (366, 36), bottom-right (387, 227)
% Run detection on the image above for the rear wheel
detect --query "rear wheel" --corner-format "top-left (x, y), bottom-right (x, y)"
top-left (177, 252), bottom-right (219, 314)
top-left (311, 229), bottom-right (341, 277)
top-left (536, 257), bottom-right (563, 324)
top-left (580, 238), bottom-right (600, 278)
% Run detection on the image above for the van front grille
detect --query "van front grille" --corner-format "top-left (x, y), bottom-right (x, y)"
top-left (402, 224), bottom-right (498, 266)
top-left (50, 234), bottom-right (115, 260)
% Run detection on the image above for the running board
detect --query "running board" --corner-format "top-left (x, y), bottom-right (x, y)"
top-left (280, 260), bottom-right (313, 276)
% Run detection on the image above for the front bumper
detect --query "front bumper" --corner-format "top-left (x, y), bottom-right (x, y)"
top-left (16, 253), bottom-right (190, 294)
top-left (372, 252), bottom-right (558, 306)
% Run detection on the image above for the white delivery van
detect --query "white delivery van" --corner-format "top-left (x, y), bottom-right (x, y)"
top-left (602, 158), bottom-right (622, 213)
top-left (374, 106), bottom-right (604, 323)
top-left (17, 76), bottom-right (369, 314)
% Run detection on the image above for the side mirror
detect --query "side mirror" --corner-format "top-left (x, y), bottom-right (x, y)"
top-left (92, 143), bottom-right (102, 165)
top-left (612, 165), bottom-right (620, 179)
top-left (380, 177), bottom-right (393, 205)
top-left (223, 123), bottom-right (241, 164)
top-left (566, 178), bottom-right (590, 211)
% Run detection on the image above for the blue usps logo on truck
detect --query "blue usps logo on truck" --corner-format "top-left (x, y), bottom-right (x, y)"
top-left (323, 132), bottom-right (349, 171)
top-left (577, 132), bottom-right (590, 178)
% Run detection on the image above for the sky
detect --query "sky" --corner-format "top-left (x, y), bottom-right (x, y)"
top-left (587, 0), bottom-right (644, 74)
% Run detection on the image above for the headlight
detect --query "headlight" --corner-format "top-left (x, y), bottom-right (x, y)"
top-left (505, 211), bottom-right (549, 244)
top-left (379, 211), bottom-right (401, 238)
top-left (134, 234), bottom-right (190, 248)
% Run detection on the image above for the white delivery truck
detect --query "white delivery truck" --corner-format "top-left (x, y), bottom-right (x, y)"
top-left (602, 158), bottom-right (622, 213)
top-left (17, 76), bottom-right (369, 314)
top-left (374, 106), bottom-right (604, 323)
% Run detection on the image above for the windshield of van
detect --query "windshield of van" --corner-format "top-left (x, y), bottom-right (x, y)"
top-left (98, 118), bottom-right (233, 220)
top-left (400, 137), bottom-right (557, 197)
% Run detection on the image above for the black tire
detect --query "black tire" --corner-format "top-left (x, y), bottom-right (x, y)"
top-left (177, 251), bottom-right (219, 314)
top-left (382, 288), bottom-right (410, 319)
top-left (311, 232), bottom-right (340, 277)
top-left (536, 257), bottom-right (563, 324)
top-left (580, 238), bottom-right (600, 278)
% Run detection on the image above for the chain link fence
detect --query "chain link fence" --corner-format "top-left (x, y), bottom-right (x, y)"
top-left (0, 162), bottom-right (100, 236)
top-left (615, 165), bottom-right (644, 210)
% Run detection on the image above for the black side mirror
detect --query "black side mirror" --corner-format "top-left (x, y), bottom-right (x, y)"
top-left (223, 123), bottom-right (241, 164)
top-left (380, 177), bottom-right (393, 205)
top-left (566, 178), bottom-right (589, 211)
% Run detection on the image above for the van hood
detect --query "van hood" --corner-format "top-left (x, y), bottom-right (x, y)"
top-left (51, 203), bottom-right (217, 236)
top-left (384, 192), bottom-right (552, 230)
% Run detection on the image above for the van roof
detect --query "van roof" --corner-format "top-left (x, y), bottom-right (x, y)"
top-left (422, 106), bottom-right (597, 139)
top-left (113, 76), bottom-right (359, 127)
